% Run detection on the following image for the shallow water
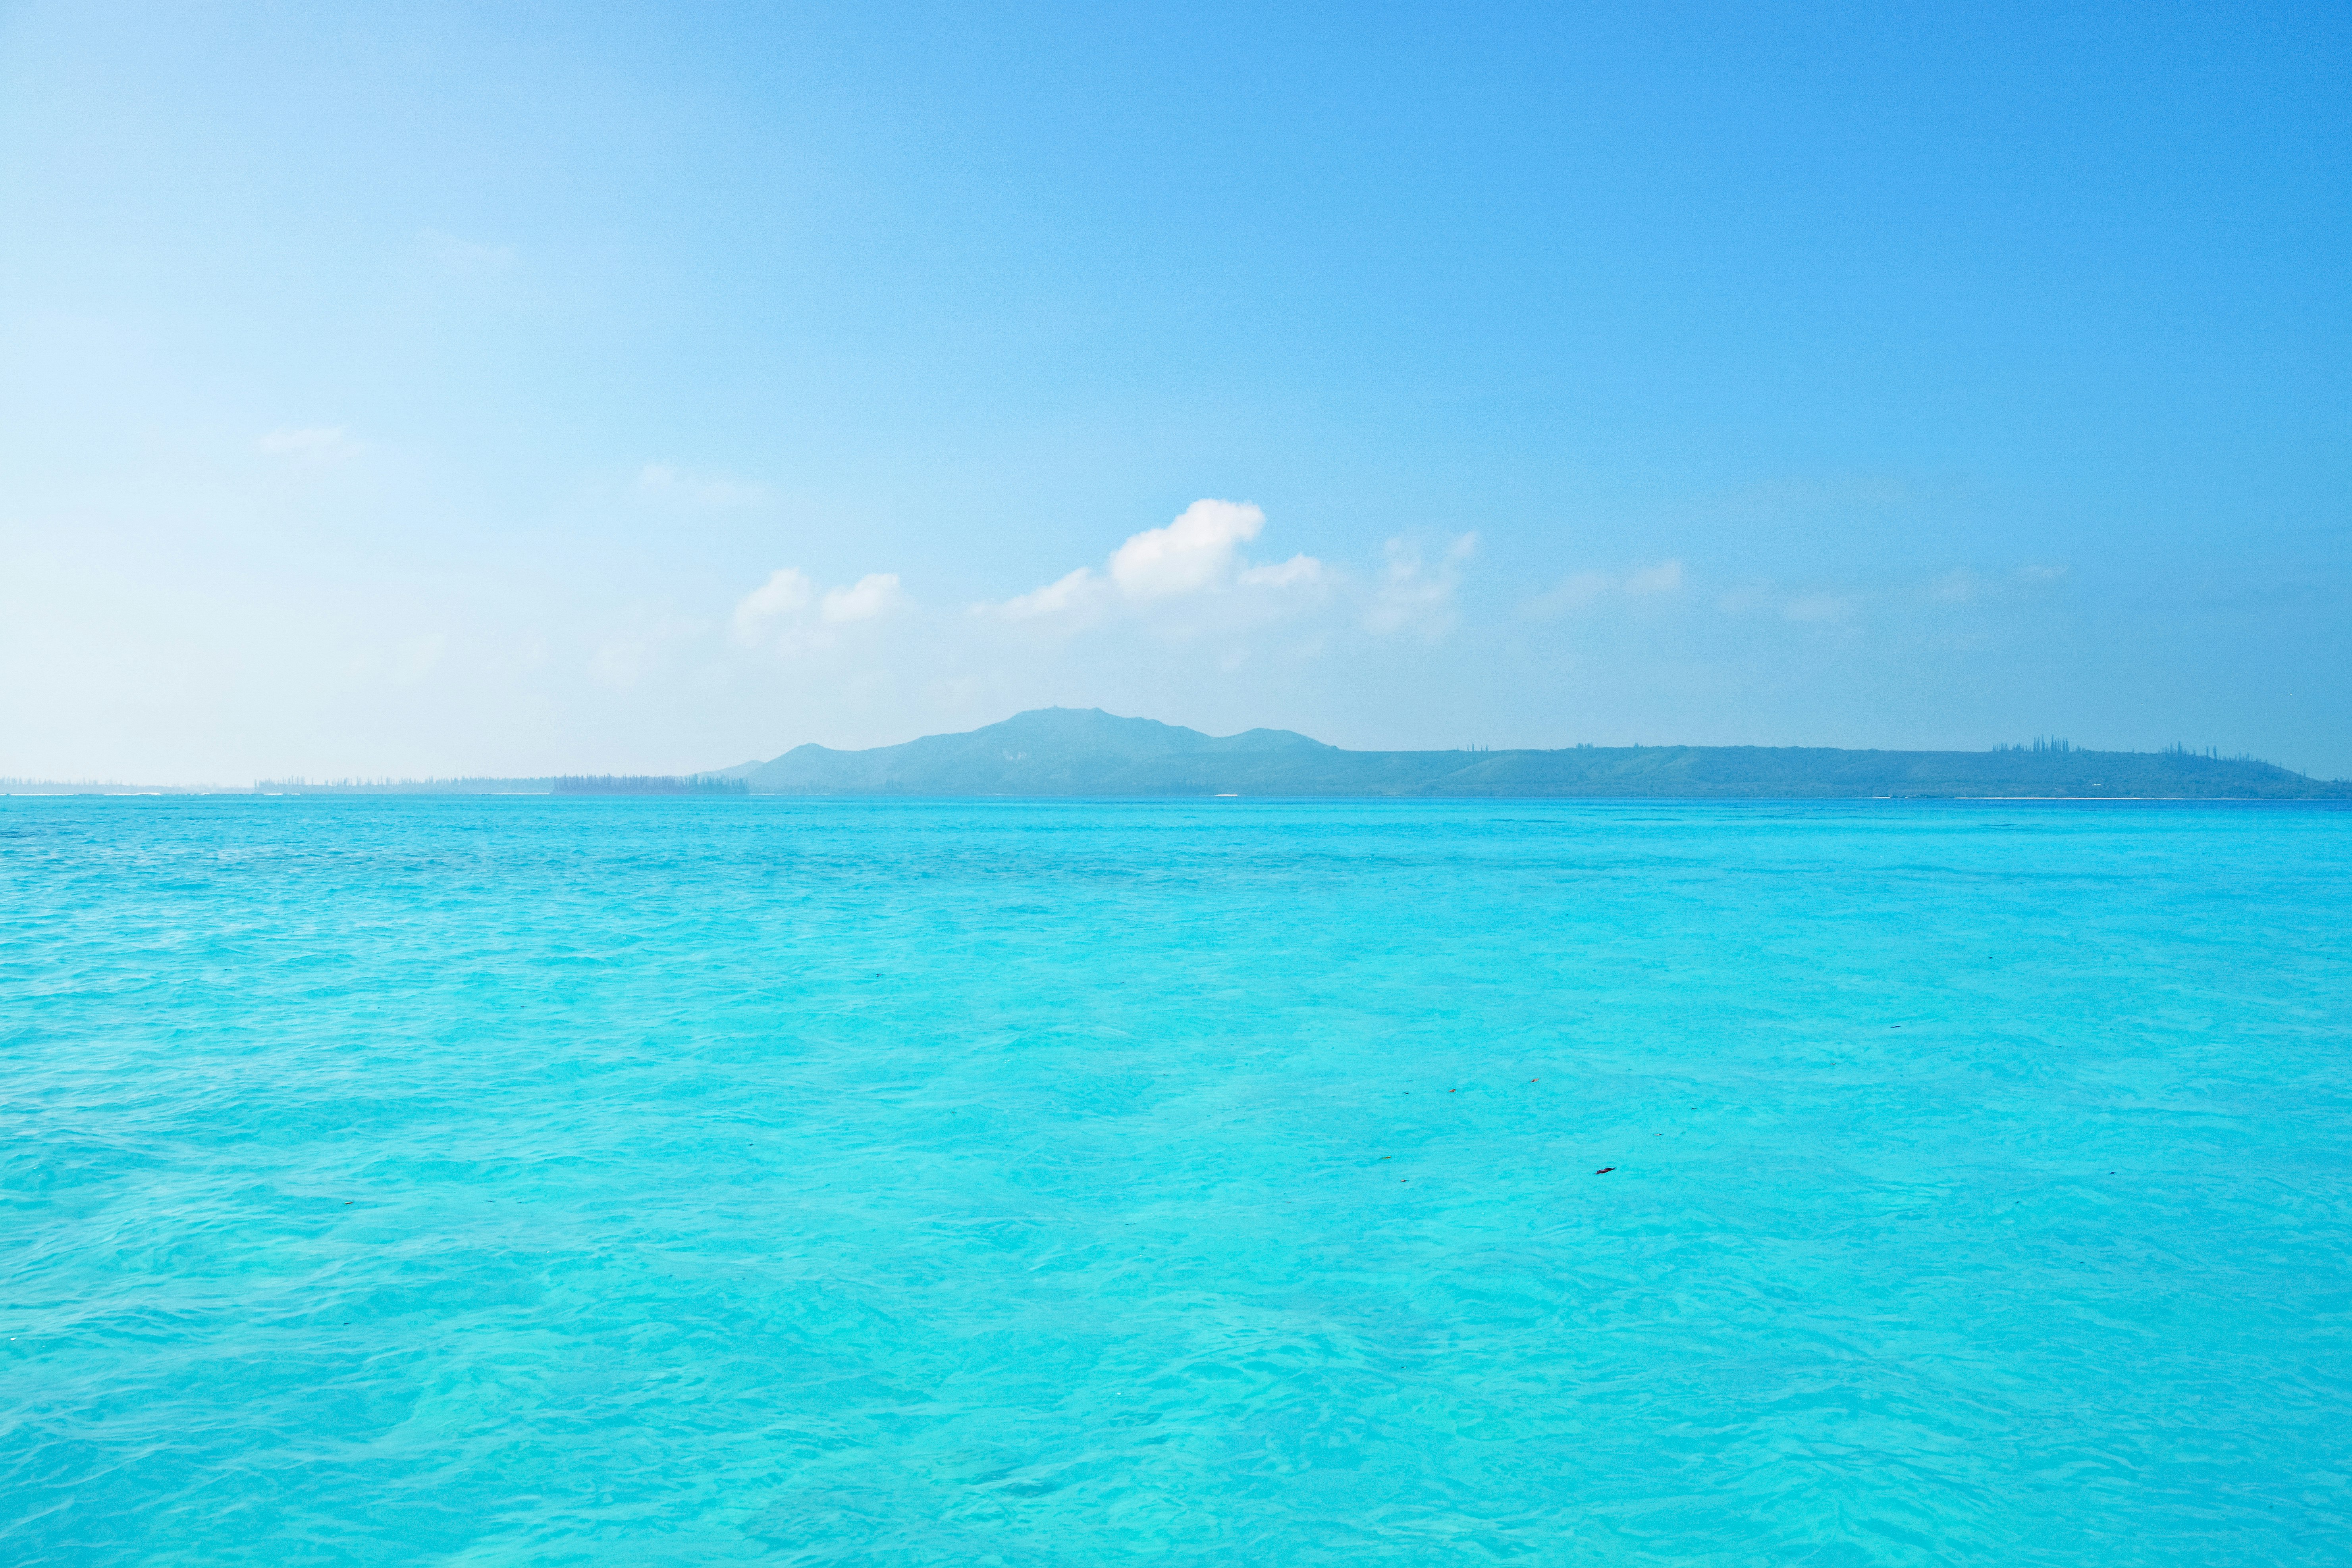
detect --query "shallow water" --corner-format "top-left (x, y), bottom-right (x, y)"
top-left (4, 796), bottom-right (2349, 1565)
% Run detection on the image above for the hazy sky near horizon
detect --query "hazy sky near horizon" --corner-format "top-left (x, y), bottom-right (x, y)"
top-left (4, 2), bottom-right (2347, 779)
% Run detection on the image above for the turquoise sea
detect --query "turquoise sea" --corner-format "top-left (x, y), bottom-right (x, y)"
top-left (5, 797), bottom-right (2350, 1565)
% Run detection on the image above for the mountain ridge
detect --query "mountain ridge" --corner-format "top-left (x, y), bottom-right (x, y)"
top-left (714, 708), bottom-right (2351, 799)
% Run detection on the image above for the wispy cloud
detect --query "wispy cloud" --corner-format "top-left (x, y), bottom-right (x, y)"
top-left (1524, 557), bottom-right (1681, 618)
top-left (733, 568), bottom-right (813, 642)
top-left (1783, 592), bottom-right (1855, 624)
top-left (1931, 563), bottom-right (2069, 604)
top-left (258, 426), bottom-right (359, 462)
top-left (415, 229), bottom-right (517, 277)
top-left (636, 463), bottom-right (766, 509)
top-left (1708, 560), bottom-right (2067, 630)
top-left (1365, 533), bottom-right (1477, 640)
top-left (591, 610), bottom-right (705, 691)
top-left (1625, 559), bottom-right (1684, 595)
top-left (1930, 570), bottom-right (1978, 605)
top-left (707, 502), bottom-right (1476, 724)
top-left (820, 573), bottom-right (906, 625)
top-left (996, 566), bottom-right (1105, 622)
top-left (1692, 475), bottom-right (1914, 523)
top-left (1238, 554), bottom-right (1323, 589)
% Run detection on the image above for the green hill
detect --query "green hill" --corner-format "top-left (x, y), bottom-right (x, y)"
top-left (714, 709), bottom-right (2350, 799)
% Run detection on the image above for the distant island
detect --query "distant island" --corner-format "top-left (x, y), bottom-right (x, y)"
top-left (8, 709), bottom-right (2345, 799)
top-left (708, 707), bottom-right (2352, 799)
top-left (551, 775), bottom-right (748, 796)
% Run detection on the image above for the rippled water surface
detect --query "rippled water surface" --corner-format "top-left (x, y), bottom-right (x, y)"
top-left (5, 796), bottom-right (2350, 1565)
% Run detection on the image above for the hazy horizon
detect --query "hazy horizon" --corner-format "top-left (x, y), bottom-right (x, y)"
top-left (5, 4), bottom-right (2346, 780)
top-left (3, 705), bottom-right (2338, 791)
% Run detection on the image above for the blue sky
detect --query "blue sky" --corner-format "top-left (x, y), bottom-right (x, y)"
top-left (3, 1), bottom-right (2346, 779)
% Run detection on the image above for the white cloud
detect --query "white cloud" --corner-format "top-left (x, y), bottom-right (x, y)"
top-left (258, 426), bottom-right (359, 461)
top-left (1366, 533), bottom-right (1477, 640)
top-left (994, 566), bottom-right (1106, 621)
top-left (1109, 499), bottom-right (1266, 599)
top-left (820, 573), bottom-right (906, 624)
top-left (986, 499), bottom-right (1325, 622)
top-left (637, 463), bottom-right (766, 509)
top-left (733, 566), bottom-right (907, 652)
top-left (733, 568), bottom-right (813, 644)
